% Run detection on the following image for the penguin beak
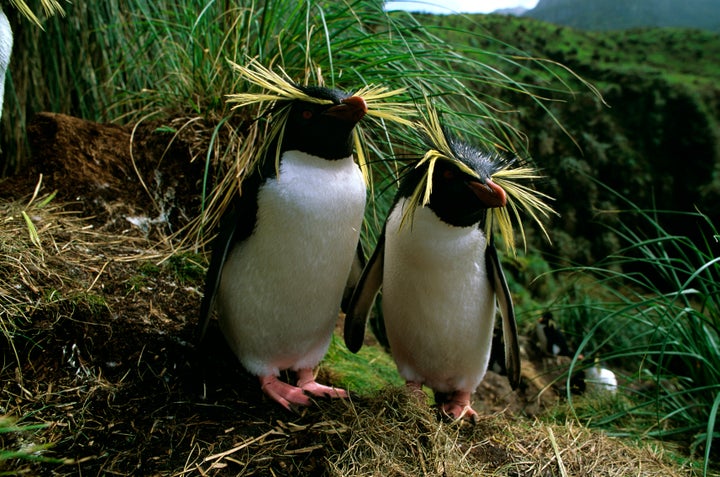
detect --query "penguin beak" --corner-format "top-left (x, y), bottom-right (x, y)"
top-left (467, 178), bottom-right (507, 208)
top-left (324, 96), bottom-right (368, 123)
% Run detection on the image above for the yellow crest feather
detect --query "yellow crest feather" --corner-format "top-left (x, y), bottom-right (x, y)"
top-left (403, 103), bottom-right (557, 253)
top-left (9, 0), bottom-right (65, 29)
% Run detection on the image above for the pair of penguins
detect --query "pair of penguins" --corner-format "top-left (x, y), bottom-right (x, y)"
top-left (198, 85), bottom-right (520, 422)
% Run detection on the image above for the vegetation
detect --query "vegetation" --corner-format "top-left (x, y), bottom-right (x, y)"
top-left (419, 12), bottom-right (720, 268)
top-left (526, 0), bottom-right (720, 32)
top-left (1, 0), bottom-right (718, 475)
top-left (547, 188), bottom-right (720, 473)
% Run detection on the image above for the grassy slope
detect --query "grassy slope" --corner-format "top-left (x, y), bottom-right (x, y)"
top-left (0, 192), bottom-right (700, 476)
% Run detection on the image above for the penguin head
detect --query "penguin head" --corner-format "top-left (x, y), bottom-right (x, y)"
top-left (427, 139), bottom-right (509, 227)
top-left (400, 135), bottom-right (512, 228)
top-left (397, 102), bottom-right (556, 251)
top-left (281, 86), bottom-right (368, 160)
top-left (538, 311), bottom-right (555, 329)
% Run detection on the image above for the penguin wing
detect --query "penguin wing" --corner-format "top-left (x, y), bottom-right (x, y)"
top-left (341, 242), bottom-right (367, 313)
top-left (197, 191), bottom-right (259, 342)
top-left (343, 229), bottom-right (385, 353)
top-left (485, 240), bottom-right (521, 389)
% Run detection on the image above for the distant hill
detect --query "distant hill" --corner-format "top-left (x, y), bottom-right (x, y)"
top-left (493, 7), bottom-right (529, 16)
top-left (524, 0), bottom-right (720, 31)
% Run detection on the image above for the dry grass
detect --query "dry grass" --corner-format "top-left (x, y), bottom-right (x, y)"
top-left (0, 184), bottom-right (698, 476)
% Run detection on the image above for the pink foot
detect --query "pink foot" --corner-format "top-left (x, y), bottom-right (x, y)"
top-left (296, 368), bottom-right (348, 399)
top-left (259, 375), bottom-right (312, 411)
top-left (439, 391), bottom-right (479, 423)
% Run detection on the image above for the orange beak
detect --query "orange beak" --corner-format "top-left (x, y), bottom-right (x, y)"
top-left (324, 96), bottom-right (368, 123)
top-left (467, 178), bottom-right (507, 208)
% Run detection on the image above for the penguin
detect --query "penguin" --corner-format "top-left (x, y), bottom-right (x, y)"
top-left (344, 130), bottom-right (525, 423)
top-left (198, 83), bottom-right (369, 411)
top-left (0, 8), bottom-right (12, 120)
top-left (536, 311), bottom-right (573, 358)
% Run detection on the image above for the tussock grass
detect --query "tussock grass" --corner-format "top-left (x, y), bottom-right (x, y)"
top-left (546, 189), bottom-right (720, 474)
top-left (5, 1), bottom-right (590, 250)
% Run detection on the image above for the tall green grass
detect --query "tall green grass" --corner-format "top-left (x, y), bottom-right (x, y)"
top-left (3, 1), bottom-right (586, 178)
top-left (548, 187), bottom-right (719, 474)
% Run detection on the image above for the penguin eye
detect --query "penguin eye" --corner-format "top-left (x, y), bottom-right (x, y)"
top-left (443, 169), bottom-right (455, 180)
top-left (302, 110), bottom-right (313, 120)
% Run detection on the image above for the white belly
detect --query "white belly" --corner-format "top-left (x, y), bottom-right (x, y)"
top-left (218, 151), bottom-right (366, 376)
top-left (382, 198), bottom-right (496, 393)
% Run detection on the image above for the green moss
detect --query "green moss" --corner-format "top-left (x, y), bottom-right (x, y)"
top-left (323, 333), bottom-right (403, 396)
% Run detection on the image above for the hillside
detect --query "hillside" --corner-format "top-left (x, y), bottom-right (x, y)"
top-left (1, 3), bottom-right (717, 474)
top-left (417, 12), bottom-right (720, 266)
top-left (525, 0), bottom-right (720, 32)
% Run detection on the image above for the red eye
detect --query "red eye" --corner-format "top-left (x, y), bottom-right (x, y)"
top-left (302, 110), bottom-right (313, 119)
top-left (443, 170), bottom-right (455, 180)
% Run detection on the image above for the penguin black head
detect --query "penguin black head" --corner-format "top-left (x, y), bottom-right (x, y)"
top-left (398, 102), bottom-right (556, 251)
top-left (400, 135), bottom-right (512, 228)
top-left (280, 86), bottom-right (368, 160)
top-left (226, 60), bottom-right (414, 189)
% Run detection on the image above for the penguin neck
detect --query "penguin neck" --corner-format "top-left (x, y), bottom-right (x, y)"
top-left (270, 150), bottom-right (365, 209)
top-left (396, 192), bottom-right (488, 231)
top-left (392, 197), bottom-right (488, 251)
top-left (426, 198), bottom-right (488, 228)
top-left (278, 149), bottom-right (357, 175)
top-left (257, 147), bottom-right (357, 181)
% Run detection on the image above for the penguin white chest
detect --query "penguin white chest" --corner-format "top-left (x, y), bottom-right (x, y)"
top-left (218, 151), bottom-right (366, 376)
top-left (382, 199), bottom-right (496, 393)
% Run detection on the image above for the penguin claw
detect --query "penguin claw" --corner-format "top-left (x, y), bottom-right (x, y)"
top-left (406, 381), bottom-right (428, 401)
top-left (441, 403), bottom-right (479, 424)
top-left (300, 381), bottom-right (348, 399)
top-left (438, 392), bottom-right (479, 424)
top-left (296, 368), bottom-right (348, 399)
top-left (260, 375), bottom-right (312, 411)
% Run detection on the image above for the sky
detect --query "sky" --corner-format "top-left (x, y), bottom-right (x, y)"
top-left (384, 0), bottom-right (539, 14)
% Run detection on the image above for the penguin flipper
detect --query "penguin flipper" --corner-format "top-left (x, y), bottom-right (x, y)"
top-left (197, 173), bottom-right (264, 344)
top-left (197, 209), bottom-right (237, 343)
top-left (486, 240), bottom-right (521, 389)
top-left (341, 242), bottom-right (366, 313)
top-left (343, 230), bottom-right (385, 353)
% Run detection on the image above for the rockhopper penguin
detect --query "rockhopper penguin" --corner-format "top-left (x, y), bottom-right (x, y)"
top-left (536, 311), bottom-right (573, 358)
top-left (198, 63), bottom-right (371, 411)
top-left (344, 108), bottom-right (554, 422)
